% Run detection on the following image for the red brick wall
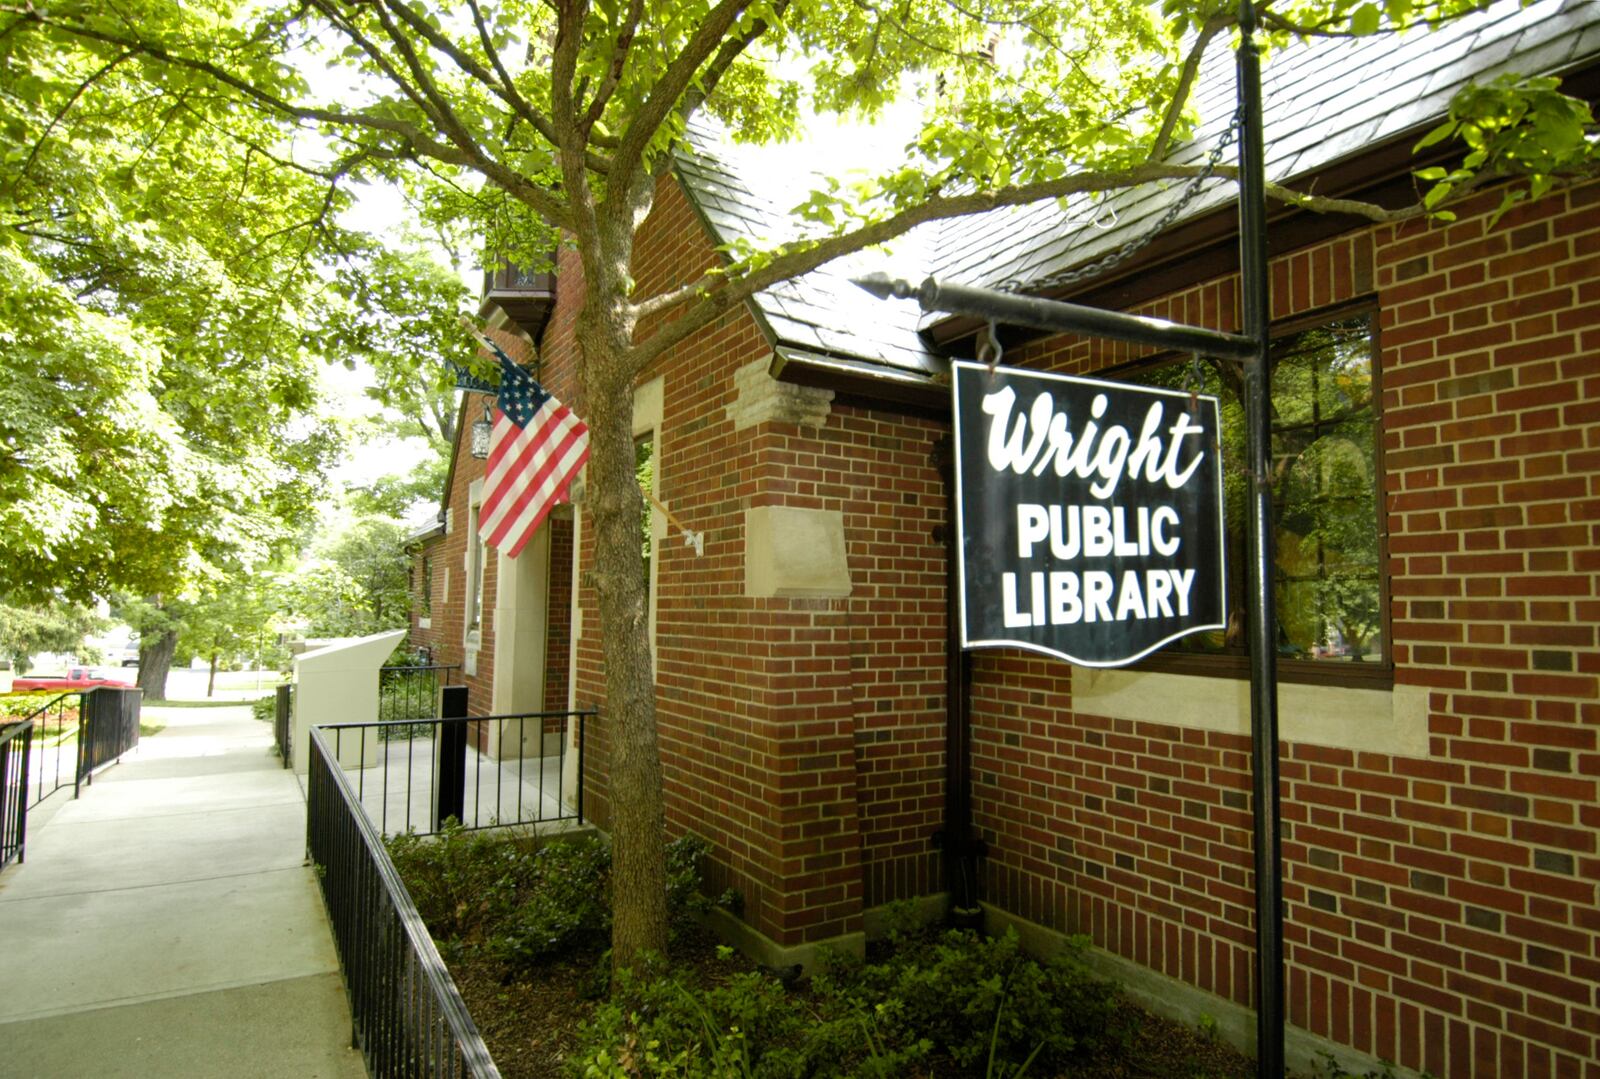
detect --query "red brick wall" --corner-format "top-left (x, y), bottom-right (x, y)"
top-left (550, 179), bottom-right (949, 944)
top-left (407, 537), bottom-right (442, 659)
top-left (543, 515), bottom-right (574, 712)
top-left (967, 183), bottom-right (1600, 1076)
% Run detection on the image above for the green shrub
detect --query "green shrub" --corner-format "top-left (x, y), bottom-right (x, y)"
top-left (570, 927), bottom-right (1122, 1078)
top-left (388, 828), bottom-right (731, 971)
top-left (575, 963), bottom-right (896, 1079)
top-left (387, 823), bottom-right (542, 945)
top-left (250, 695), bottom-right (275, 724)
top-left (1, 691), bottom-right (74, 721)
top-left (491, 837), bottom-right (613, 966)
top-left (820, 928), bottom-right (1122, 1074)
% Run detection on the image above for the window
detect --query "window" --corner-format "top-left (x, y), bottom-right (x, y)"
top-left (420, 555), bottom-right (433, 619)
top-left (633, 376), bottom-right (664, 661)
top-left (1125, 309), bottom-right (1385, 679)
top-left (466, 482), bottom-right (487, 647)
top-left (636, 432), bottom-right (655, 604)
top-left (469, 530), bottom-right (486, 638)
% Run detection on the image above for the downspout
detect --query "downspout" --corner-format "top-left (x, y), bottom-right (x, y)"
top-left (934, 435), bottom-right (985, 929)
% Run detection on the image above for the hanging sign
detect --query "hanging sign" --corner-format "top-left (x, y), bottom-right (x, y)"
top-left (952, 360), bottom-right (1226, 667)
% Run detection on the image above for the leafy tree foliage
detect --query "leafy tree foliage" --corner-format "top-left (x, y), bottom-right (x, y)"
top-left (0, 2), bottom-right (345, 611)
top-left (174, 578), bottom-right (286, 694)
top-left (2, 9), bottom-right (473, 702)
top-left (0, 599), bottom-right (104, 673)
top-left (289, 516), bottom-right (413, 639)
top-left (12, 0), bottom-right (1595, 972)
top-left (348, 455), bottom-right (450, 521)
top-left (318, 245), bottom-right (476, 451)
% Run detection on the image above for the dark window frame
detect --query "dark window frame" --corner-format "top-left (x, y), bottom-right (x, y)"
top-left (1107, 299), bottom-right (1392, 690)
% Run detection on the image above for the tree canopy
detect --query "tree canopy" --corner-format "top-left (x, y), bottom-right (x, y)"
top-left (2, 7), bottom-right (470, 697)
top-left (1, 6), bottom-right (347, 607)
top-left (0, 598), bottom-right (103, 672)
top-left (8, 0), bottom-right (1596, 970)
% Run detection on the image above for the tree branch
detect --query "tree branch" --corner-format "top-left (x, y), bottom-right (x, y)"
top-left (609, 0), bottom-right (754, 193)
top-left (387, 0), bottom-right (614, 174)
top-left (1259, 9), bottom-right (1374, 38)
top-left (1149, 14), bottom-right (1230, 162)
top-left (28, 7), bottom-right (573, 229)
top-left (337, 1), bottom-right (478, 151)
top-left (15, 50), bottom-right (133, 187)
top-left (29, 13), bottom-right (448, 152)
top-left (549, 0), bottom-right (602, 254)
top-left (578, 0), bottom-right (643, 138)
top-left (671, 0), bottom-right (793, 153)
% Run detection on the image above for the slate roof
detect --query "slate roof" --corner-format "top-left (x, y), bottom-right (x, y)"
top-left (675, 134), bottom-right (944, 377)
top-left (674, 0), bottom-right (1600, 382)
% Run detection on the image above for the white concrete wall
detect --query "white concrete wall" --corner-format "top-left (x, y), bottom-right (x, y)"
top-left (487, 527), bottom-right (551, 761)
top-left (290, 630), bottom-right (407, 776)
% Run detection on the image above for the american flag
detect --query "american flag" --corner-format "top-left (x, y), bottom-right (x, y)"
top-left (477, 343), bottom-right (589, 558)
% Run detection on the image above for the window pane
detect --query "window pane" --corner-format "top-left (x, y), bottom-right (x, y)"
top-left (636, 434), bottom-right (655, 599)
top-left (470, 532), bottom-right (485, 633)
top-left (1270, 316), bottom-right (1381, 662)
top-left (1124, 312), bottom-right (1382, 664)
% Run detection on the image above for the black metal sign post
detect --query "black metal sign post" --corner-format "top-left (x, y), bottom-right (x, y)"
top-left (852, 1), bottom-right (1285, 1069)
top-left (1237, 1), bottom-right (1286, 1073)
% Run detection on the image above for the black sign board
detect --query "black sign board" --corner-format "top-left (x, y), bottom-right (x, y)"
top-left (952, 360), bottom-right (1227, 667)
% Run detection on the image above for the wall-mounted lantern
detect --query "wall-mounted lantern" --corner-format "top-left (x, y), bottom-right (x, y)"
top-left (469, 401), bottom-right (494, 459)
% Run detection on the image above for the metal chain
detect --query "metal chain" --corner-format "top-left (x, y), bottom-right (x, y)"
top-left (1183, 351), bottom-right (1206, 414)
top-left (994, 107), bottom-right (1244, 295)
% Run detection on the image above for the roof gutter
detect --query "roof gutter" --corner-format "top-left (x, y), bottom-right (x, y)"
top-left (768, 345), bottom-right (948, 412)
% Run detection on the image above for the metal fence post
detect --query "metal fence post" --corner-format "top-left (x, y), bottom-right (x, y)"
top-left (575, 714), bottom-right (585, 825)
top-left (434, 686), bottom-right (468, 830)
top-left (76, 689), bottom-right (100, 797)
top-left (275, 684), bottom-right (294, 768)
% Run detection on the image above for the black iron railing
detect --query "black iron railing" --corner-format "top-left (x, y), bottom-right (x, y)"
top-left (0, 686), bottom-right (141, 872)
top-left (10, 691), bottom-right (84, 807)
top-left (378, 665), bottom-right (461, 732)
top-left (1, 720), bottom-right (33, 869)
top-left (306, 726), bottom-right (501, 1079)
top-left (275, 683), bottom-right (294, 768)
top-left (318, 700), bottom-right (588, 838)
top-left (76, 686), bottom-right (141, 792)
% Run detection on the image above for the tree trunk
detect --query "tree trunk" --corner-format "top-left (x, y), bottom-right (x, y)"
top-left (207, 651), bottom-right (218, 697)
top-left (576, 298), bottom-right (671, 974)
top-left (136, 628), bottom-right (178, 701)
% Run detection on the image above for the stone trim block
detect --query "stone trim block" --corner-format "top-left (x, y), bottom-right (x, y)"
top-left (726, 356), bottom-right (833, 431)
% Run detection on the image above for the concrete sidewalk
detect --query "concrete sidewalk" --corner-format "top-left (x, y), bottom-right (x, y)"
top-left (0, 700), bottom-right (367, 1078)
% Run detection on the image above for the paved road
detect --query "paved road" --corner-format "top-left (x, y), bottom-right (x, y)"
top-left (0, 699), bottom-right (367, 1078)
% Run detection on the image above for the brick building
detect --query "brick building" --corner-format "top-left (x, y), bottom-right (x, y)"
top-left (409, 2), bottom-right (1600, 1073)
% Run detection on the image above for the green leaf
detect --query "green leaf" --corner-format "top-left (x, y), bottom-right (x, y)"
top-left (1349, 4), bottom-right (1382, 36)
top-left (1414, 120), bottom-right (1457, 152)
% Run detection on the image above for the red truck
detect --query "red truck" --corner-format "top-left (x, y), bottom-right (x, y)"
top-left (10, 667), bottom-right (135, 693)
